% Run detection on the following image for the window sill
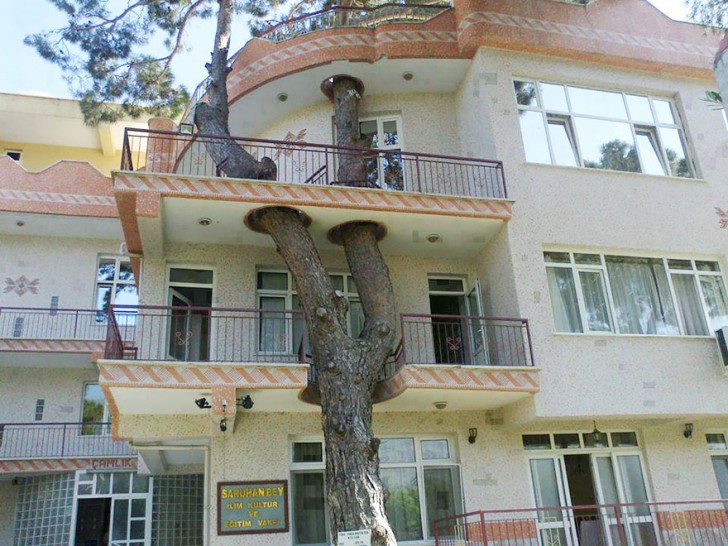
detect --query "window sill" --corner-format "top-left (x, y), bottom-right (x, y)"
top-left (551, 332), bottom-right (716, 341)
top-left (521, 161), bottom-right (706, 184)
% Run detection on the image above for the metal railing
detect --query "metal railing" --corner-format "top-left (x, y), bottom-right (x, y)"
top-left (433, 500), bottom-right (728, 546)
top-left (0, 422), bottom-right (135, 459)
top-left (0, 307), bottom-right (108, 341)
top-left (105, 305), bottom-right (309, 364)
top-left (400, 314), bottom-right (534, 367)
top-left (257, 3), bottom-right (452, 43)
top-left (121, 128), bottom-right (507, 200)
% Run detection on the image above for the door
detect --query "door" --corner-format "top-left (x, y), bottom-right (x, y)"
top-left (168, 289), bottom-right (193, 361)
top-left (74, 498), bottom-right (111, 546)
top-left (465, 281), bottom-right (489, 365)
top-left (530, 457), bottom-right (575, 546)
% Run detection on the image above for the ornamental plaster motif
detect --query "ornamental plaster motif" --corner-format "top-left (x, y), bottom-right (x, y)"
top-left (0, 339), bottom-right (106, 354)
top-left (0, 457), bottom-right (138, 475)
top-left (3, 276), bottom-right (40, 296)
top-left (715, 207), bottom-right (728, 229)
top-left (274, 129), bottom-right (308, 160)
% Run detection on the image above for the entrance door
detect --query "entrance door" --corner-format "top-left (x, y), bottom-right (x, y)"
top-left (166, 267), bottom-right (213, 361)
top-left (74, 498), bottom-right (111, 546)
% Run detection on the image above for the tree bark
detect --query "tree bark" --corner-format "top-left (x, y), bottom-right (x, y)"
top-left (333, 76), bottom-right (369, 186)
top-left (194, 0), bottom-right (277, 180)
top-left (255, 208), bottom-right (397, 546)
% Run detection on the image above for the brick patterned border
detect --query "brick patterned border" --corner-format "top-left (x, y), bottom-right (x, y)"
top-left (0, 456), bottom-right (138, 475)
top-left (0, 339), bottom-right (106, 354)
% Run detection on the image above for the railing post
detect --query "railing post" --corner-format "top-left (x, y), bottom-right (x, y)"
top-left (613, 505), bottom-right (629, 546)
top-left (479, 510), bottom-right (488, 546)
top-left (325, 148), bottom-right (331, 185)
top-left (73, 310), bottom-right (79, 338)
top-left (399, 314), bottom-right (407, 366)
top-left (414, 155), bottom-right (422, 193)
top-left (524, 319), bottom-right (535, 367)
top-left (61, 423), bottom-right (67, 457)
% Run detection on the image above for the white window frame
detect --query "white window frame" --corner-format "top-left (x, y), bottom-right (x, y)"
top-left (705, 429), bottom-right (728, 499)
top-left (289, 436), bottom-right (463, 544)
top-left (94, 255), bottom-right (138, 313)
top-left (514, 79), bottom-right (695, 178)
top-left (80, 381), bottom-right (111, 436)
top-left (358, 115), bottom-right (405, 191)
top-left (545, 251), bottom-right (728, 337)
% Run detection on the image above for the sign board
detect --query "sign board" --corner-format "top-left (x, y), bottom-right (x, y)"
top-left (338, 529), bottom-right (372, 546)
top-left (217, 480), bottom-right (289, 535)
top-left (90, 457), bottom-right (138, 471)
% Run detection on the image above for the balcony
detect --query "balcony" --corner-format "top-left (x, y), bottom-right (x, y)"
top-left (99, 306), bottom-right (538, 413)
top-left (433, 500), bottom-right (728, 546)
top-left (0, 422), bottom-right (135, 461)
top-left (0, 307), bottom-right (109, 357)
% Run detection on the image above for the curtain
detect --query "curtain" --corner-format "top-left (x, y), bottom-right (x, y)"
top-left (579, 271), bottom-right (612, 332)
top-left (700, 276), bottom-right (728, 332)
top-left (605, 257), bottom-right (678, 334)
top-left (546, 267), bottom-right (582, 333)
top-left (671, 274), bottom-right (708, 335)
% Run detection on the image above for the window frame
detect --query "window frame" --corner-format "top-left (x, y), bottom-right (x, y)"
top-left (357, 115), bottom-right (405, 191)
top-left (288, 436), bottom-right (463, 544)
top-left (514, 79), bottom-right (694, 178)
top-left (545, 252), bottom-right (728, 337)
top-left (94, 255), bottom-right (138, 316)
top-left (705, 430), bottom-right (728, 500)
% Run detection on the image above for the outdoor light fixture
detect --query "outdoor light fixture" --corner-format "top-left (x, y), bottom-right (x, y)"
top-left (236, 395), bottom-right (254, 410)
top-left (198, 217), bottom-right (212, 226)
top-left (195, 397), bottom-right (211, 409)
top-left (402, 72), bottom-right (414, 81)
top-left (591, 420), bottom-right (601, 436)
top-left (179, 123), bottom-right (194, 135)
top-left (434, 401), bottom-right (447, 410)
top-left (277, 92), bottom-right (288, 102)
top-left (15, 220), bottom-right (25, 227)
top-left (220, 417), bottom-right (228, 432)
top-left (468, 428), bottom-right (478, 444)
top-left (426, 233), bottom-right (441, 243)
top-left (683, 423), bottom-right (694, 439)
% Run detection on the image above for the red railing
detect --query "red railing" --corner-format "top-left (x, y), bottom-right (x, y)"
top-left (0, 307), bottom-right (108, 341)
top-left (105, 305), bottom-right (309, 364)
top-left (400, 314), bottom-right (534, 367)
top-left (256, 3), bottom-right (452, 43)
top-left (121, 128), bottom-right (507, 200)
top-left (433, 501), bottom-right (728, 546)
top-left (0, 422), bottom-right (135, 459)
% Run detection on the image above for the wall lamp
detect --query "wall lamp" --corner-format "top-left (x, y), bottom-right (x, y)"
top-left (195, 397), bottom-right (211, 409)
top-left (468, 428), bottom-right (478, 444)
top-left (236, 395), bottom-right (254, 410)
top-left (179, 123), bottom-right (194, 135)
top-left (683, 423), bottom-right (694, 439)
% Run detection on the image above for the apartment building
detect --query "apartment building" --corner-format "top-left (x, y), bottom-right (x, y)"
top-left (1, 0), bottom-right (728, 544)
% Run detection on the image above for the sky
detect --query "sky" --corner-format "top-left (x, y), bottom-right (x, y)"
top-left (0, 0), bottom-right (692, 100)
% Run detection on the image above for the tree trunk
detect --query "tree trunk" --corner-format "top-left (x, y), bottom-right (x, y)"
top-left (254, 208), bottom-right (397, 546)
top-left (332, 76), bottom-right (369, 186)
top-left (194, 0), bottom-right (277, 181)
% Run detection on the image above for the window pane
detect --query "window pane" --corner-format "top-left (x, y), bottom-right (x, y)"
top-left (131, 498), bottom-right (146, 518)
top-left (626, 95), bottom-right (654, 123)
top-left (130, 520), bottom-right (145, 540)
top-left (347, 275), bottom-right (358, 294)
top-left (383, 120), bottom-right (399, 147)
top-left (424, 467), bottom-right (462, 537)
top-left (257, 272), bottom-right (288, 290)
top-left (671, 274), bottom-right (709, 335)
top-left (82, 384), bottom-right (106, 435)
top-left (596, 457), bottom-right (619, 504)
top-left (292, 472), bottom-right (327, 546)
top-left (696, 261), bottom-right (720, 272)
top-left (711, 456), bottom-right (728, 499)
top-left (529, 458), bottom-right (564, 528)
top-left (428, 279), bottom-right (464, 293)
top-left (360, 120), bottom-right (379, 148)
top-left (699, 275), bottom-right (728, 331)
top-left (118, 260), bottom-right (135, 281)
top-left (658, 127), bottom-right (691, 177)
top-left (653, 99), bottom-right (676, 124)
top-left (523, 434), bottom-right (551, 450)
top-left (583, 431), bottom-right (609, 448)
top-left (112, 498), bottom-right (129, 540)
top-left (540, 83), bottom-right (568, 111)
top-left (611, 432), bottom-right (638, 447)
top-left (605, 256), bottom-right (678, 335)
top-left (115, 284), bottom-right (139, 306)
top-left (554, 433), bottom-right (580, 449)
top-left (293, 442), bottom-right (323, 463)
top-left (518, 110), bottom-right (551, 164)
top-left (546, 267), bottom-right (583, 333)
top-left (113, 473), bottom-right (131, 494)
top-left (98, 259), bottom-right (116, 281)
top-left (568, 87), bottom-right (628, 119)
top-left (706, 433), bottom-right (727, 450)
top-left (544, 252), bottom-right (571, 264)
top-left (349, 300), bottom-right (365, 338)
top-left (381, 467), bottom-right (423, 541)
top-left (668, 259), bottom-right (693, 270)
top-left (329, 275), bottom-right (344, 292)
top-left (379, 438), bottom-right (416, 463)
top-left (170, 268), bottom-right (213, 284)
top-left (635, 130), bottom-right (666, 176)
top-left (514, 81), bottom-right (538, 107)
top-left (617, 455), bottom-right (650, 507)
top-left (132, 474), bottom-right (149, 493)
top-left (574, 118), bottom-right (640, 172)
top-left (421, 440), bottom-right (450, 460)
top-left (574, 253), bottom-right (601, 265)
top-left (97, 473), bottom-right (111, 494)
top-left (259, 297), bottom-right (287, 353)
top-left (96, 285), bottom-right (113, 312)
top-left (547, 118), bottom-right (578, 167)
top-left (579, 270), bottom-right (612, 332)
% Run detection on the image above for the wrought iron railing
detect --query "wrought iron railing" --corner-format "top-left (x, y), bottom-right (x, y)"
top-left (257, 3), bottom-right (452, 43)
top-left (400, 314), bottom-right (534, 367)
top-left (433, 500), bottom-right (728, 546)
top-left (121, 128), bottom-right (507, 200)
top-left (105, 305), bottom-right (308, 364)
top-left (0, 307), bottom-right (108, 341)
top-left (0, 422), bottom-right (135, 459)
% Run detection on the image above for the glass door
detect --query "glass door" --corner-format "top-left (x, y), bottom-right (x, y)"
top-left (530, 457), bottom-right (576, 546)
top-left (168, 288), bottom-right (193, 361)
top-left (465, 281), bottom-right (489, 365)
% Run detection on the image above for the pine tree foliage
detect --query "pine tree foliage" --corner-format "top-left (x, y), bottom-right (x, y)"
top-left (687, 0), bottom-right (728, 30)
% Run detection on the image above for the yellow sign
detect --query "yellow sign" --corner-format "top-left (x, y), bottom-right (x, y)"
top-left (217, 481), bottom-right (289, 535)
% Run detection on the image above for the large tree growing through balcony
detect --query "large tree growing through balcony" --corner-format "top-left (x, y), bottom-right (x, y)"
top-left (28, 0), bottom-right (399, 543)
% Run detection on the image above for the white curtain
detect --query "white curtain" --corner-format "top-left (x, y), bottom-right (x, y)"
top-left (700, 276), bottom-right (728, 332)
top-left (671, 274), bottom-right (708, 335)
top-left (546, 268), bottom-right (582, 333)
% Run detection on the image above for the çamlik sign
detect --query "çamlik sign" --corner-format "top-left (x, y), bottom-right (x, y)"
top-left (217, 480), bottom-right (289, 535)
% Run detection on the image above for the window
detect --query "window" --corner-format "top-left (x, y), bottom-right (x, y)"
top-left (706, 432), bottom-right (728, 499)
top-left (358, 117), bottom-right (403, 191)
top-left (523, 431), bottom-right (639, 451)
top-left (81, 383), bottom-right (110, 435)
top-left (514, 80), bottom-right (694, 177)
top-left (4, 150), bottom-right (22, 162)
top-left (95, 256), bottom-right (139, 322)
top-left (545, 252), bottom-right (728, 336)
top-left (289, 437), bottom-right (462, 544)
top-left (256, 270), bottom-right (362, 355)
top-left (34, 399), bottom-right (45, 421)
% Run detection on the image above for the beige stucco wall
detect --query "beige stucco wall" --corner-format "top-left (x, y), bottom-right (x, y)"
top-left (0, 235), bottom-right (126, 310)
top-left (0, 480), bottom-right (18, 545)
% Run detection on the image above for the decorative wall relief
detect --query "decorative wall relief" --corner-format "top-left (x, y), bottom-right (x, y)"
top-left (716, 207), bottom-right (728, 229)
top-left (274, 129), bottom-right (307, 159)
top-left (4, 275), bottom-right (40, 296)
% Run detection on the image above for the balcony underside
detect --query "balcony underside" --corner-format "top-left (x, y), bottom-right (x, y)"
top-left (116, 174), bottom-right (511, 259)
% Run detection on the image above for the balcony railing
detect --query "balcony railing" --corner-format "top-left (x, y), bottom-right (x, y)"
top-left (0, 422), bottom-right (135, 459)
top-left (105, 305), bottom-right (308, 364)
top-left (121, 128), bottom-right (507, 200)
top-left (433, 500), bottom-right (728, 546)
top-left (0, 307), bottom-right (108, 341)
top-left (400, 314), bottom-right (534, 367)
top-left (256, 3), bottom-right (452, 43)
